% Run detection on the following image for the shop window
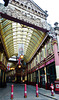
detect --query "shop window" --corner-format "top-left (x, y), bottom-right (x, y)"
top-left (37, 54), bottom-right (39, 63)
top-left (46, 63), bottom-right (56, 87)
top-left (32, 59), bottom-right (34, 67)
top-left (36, 56), bottom-right (38, 64)
top-left (51, 42), bottom-right (53, 53)
top-left (32, 72), bottom-right (36, 82)
top-left (47, 42), bottom-right (51, 56)
top-left (40, 50), bottom-right (43, 61)
top-left (45, 45), bottom-right (47, 57)
top-left (39, 53), bottom-right (40, 62)
top-left (30, 63), bottom-right (31, 69)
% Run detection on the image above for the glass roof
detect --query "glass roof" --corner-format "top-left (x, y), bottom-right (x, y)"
top-left (0, 18), bottom-right (46, 62)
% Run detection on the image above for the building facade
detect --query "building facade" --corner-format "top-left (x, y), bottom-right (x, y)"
top-left (0, 0), bottom-right (59, 93)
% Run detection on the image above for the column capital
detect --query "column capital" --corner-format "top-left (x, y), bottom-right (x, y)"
top-left (47, 27), bottom-right (57, 40)
top-left (52, 39), bottom-right (57, 45)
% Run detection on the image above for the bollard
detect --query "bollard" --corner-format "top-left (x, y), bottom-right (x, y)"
top-left (24, 84), bottom-right (27, 98)
top-left (50, 83), bottom-right (54, 96)
top-left (36, 84), bottom-right (39, 97)
top-left (11, 84), bottom-right (14, 99)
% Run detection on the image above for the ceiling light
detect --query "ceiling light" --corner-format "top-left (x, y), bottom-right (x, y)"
top-left (18, 65), bottom-right (21, 68)
top-left (10, 68), bottom-right (15, 70)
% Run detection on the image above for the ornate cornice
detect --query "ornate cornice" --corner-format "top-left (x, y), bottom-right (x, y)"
top-left (0, 1), bottom-right (50, 31)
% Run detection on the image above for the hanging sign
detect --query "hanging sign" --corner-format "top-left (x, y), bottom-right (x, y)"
top-left (7, 64), bottom-right (10, 70)
top-left (18, 44), bottom-right (24, 57)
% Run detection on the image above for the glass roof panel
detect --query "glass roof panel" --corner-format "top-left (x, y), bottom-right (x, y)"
top-left (0, 18), bottom-right (46, 62)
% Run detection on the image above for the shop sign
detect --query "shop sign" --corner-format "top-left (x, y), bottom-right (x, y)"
top-left (56, 84), bottom-right (59, 88)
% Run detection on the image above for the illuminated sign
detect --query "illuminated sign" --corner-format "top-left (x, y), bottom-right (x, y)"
top-left (56, 84), bottom-right (59, 88)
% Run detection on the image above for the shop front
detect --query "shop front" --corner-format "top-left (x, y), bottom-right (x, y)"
top-left (0, 69), bottom-right (6, 87)
top-left (46, 62), bottom-right (56, 90)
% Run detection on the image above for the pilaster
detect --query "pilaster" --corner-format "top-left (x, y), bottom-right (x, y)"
top-left (52, 39), bottom-right (59, 79)
top-left (38, 70), bottom-right (40, 87)
top-left (31, 74), bottom-right (32, 82)
top-left (44, 67), bottom-right (47, 89)
top-left (52, 39), bottom-right (59, 93)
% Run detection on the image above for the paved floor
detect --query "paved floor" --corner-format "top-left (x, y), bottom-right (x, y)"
top-left (0, 83), bottom-right (59, 100)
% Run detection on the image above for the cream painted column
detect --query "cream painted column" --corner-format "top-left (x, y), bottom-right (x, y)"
top-left (15, 76), bottom-right (17, 82)
top-left (45, 45), bottom-right (47, 57)
top-left (44, 47), bottom-right (46, 58)
top-left (55, 30), bottom-right (59, 52)
top-left (1, 53), bottom-right (3, 62)
top-left (4, 56), bottom-right (5, 65)
top-left (34, 58), bottom-right (36, 66)
top-left (57, 34), bottom-right (59, 52)
top-left (31, 73), bottom-right (32, 82)
top-left (37, 54), bottom-right (39, 64)
top-left (25, 75), bottom-right (27, 81)
top-left (42, 48), bottom-right (44, 59)
top-left (44, 67), bottom-right (47, 89)
top-left (39, 53), bottom-right (40, 63)
top-left (0, 52), bottom-right (1, 61)
top-left (38, 70), bottom-right (40, 87)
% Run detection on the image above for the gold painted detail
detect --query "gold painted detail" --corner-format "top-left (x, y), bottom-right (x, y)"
top-left (52, 40), bottom-right (57, 45)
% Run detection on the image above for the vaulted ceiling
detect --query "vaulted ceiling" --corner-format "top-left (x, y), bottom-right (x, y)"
top-left (0, 18), bottom-right (46, 62)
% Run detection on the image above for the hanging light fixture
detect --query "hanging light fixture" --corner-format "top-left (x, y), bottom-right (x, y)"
top-left (10, 68), bottom-right (15, 70)
top-left (18, 65), bottom-right (21, 68)
top-left (20, 55), bottom-right (24, 59)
